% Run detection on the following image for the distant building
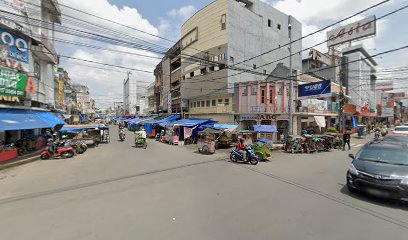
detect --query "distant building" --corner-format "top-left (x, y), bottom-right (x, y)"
top-left (123, 76), bottom-right (149, 115)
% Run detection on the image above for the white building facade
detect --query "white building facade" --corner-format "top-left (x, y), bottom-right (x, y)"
top-left (123, 76), bottom-right (149, 115)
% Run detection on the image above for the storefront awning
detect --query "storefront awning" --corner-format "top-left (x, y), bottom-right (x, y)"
top-left (0, 109), bottom-right (52, 131)
top-left (171, 118), bottom-right (212, 128)
top-left (213, 124), bottom-right (238, 130)
top-left (34, 111), bottom-right (66, 127)
top-left (254, 125), bottom-right (278, 133)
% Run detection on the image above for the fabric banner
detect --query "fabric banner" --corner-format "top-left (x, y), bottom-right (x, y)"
top-left (314, 116), bottom-right (326, 128)
top-left (0, 67), bottom-right (27, 97)
top-left (184, 127), bottom-right (193, 139)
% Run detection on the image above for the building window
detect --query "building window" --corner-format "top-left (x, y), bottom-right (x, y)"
top-left (269, 89), bottom-right (273, 103)
top-left (201, 68), bottom-right (207, 75)
top-left (242, 87), bottom-right (248, 96)
top-left (251, 86), bottom-right (257, 96)
top-left (212, 99), bottom-right (216, 106)
top-left (221, 14), bottom-right (226, 30)
top-left (230, 56), bottom-right (234, 62)
top-left (206, 100), bottom-right (210, 107)
top-left (197, 101), bottom-right (201, 107)
top-left (225, 98), bottom-right (229, 106)
top-left (190, 72), bottom-right (195, 78)
top-left (277, 24), bottom-right (281, 30)
top-left (268, 19), bottom-right (272, 27)
top-left (201, 101), bottom-right (205, 107)
top-left (190, 102), bottom-right (193, 108)
top-left (34, 61), bottom-right (41, 78)
top-left (218, 99), bottom-right (223, 105)
top-left (219, 64), bottom-right (226, 70)
top-left (209, 66), bottom-right (215, 72)
top-left (253, 64), bottom-right (257, 69)
top-left (194, 102), bottom-right (197, 108)
top-left (261, 89), bottom-right (265, 103)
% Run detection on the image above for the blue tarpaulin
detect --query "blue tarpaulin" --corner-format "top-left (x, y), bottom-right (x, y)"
top-left (352, 116), bottom-right (358, 128)
top-left (34, 111), bottom-right (66, 127)
top-left (60, 124), bottom-right (102, 132)
top-left (145, 115), bottom-right (181, 134)
top-left (253, 125), bottom-right (278, 133)
top-left (213, 124), bottom-right (238, 130)
top-left (79, 114), bottom-right (86, 123)
top-left (0, 109), bottom-right (52, 131)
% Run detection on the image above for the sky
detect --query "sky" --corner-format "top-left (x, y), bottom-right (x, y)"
top-left (56, 0), bottom-right (408, 108)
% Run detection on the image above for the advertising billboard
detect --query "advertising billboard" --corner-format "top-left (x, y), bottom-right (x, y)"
top-left (298, 80), bottom-right (331, 99)
top-left (327, 16), bottom-right (376, 47)
top-left (0, 28), bottom-right (30, 72)
top-left (0, 67), bottom-right (27, 97)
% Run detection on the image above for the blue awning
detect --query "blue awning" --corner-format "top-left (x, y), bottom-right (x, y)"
top-left (144, 115), bottom-right (181, 134)
top-left (34, 111), bottom-right (66, 127)
top-left (171, 118), bottom-right (212, 127)
top-left (214, 124), bottom-right (238, 130)
top-left (253, 125), bottom-right (278, 133)
top-left (0, 109), bottom-right (52, 131)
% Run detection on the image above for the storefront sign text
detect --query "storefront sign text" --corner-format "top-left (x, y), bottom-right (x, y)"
top-left (0, 67), bottom-right (27, 98)
top-left (0, 28), bottom-right (30, 72)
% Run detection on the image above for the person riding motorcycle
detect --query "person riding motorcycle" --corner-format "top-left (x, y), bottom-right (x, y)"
top-left (118, 121), bottom-right (125, 129)
top-left (236, 138), bottom-right (246, 159)
top-left (46, 138), bottom-right (57, 155)
top-left (374, 127), bottom-right (381, 139)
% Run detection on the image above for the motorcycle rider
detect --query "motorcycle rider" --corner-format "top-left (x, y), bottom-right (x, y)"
top-left (46, 138), bottom-right (57, 155)
top-left (236, 138), bottom-right (246, 159)
top-left (374, 127), bottom-right (381, 140)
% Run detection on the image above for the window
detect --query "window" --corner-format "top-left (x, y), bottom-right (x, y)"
top-left (190, 102), bottom-right (193, 108)
top-left (34, 61), bottom-right (41, 78)
top-left (277, 24), bottom-right (281, 30)
top-left (219, 64), bottom-right (226, 70)
top-left (209, 66), bottom-right (215, 72)
top-left (269, 89), bottom-right (273, 103)
top-left (201, 101), bottom-right (205, 107)
top-left (190, 71), bottom-right (195, 78)
top-left (261, 89), bottom-right (265, 103)
top-left (212, 99), bottom-right (216, 106)
top-left (194, 102), bottom-right (197, 108)
top-left (218, 99), bottom-right (223, 105)
top-left (221, 14), bottom-right (226, 30)
top-left (251, 86), bottom-right (257, 96)
top-left (201, 68), bottom-right (207, 75)
top-left (253, 64), bottom-right (257, 69)
top-left (206, 100), bottom-right (210, 107)
top-left (225, 98), bottom-right (229, 106)
top-left (230, 56), bottom-right (234, 62)
top-left (268, 19), bottom-right (272, 27)
top-left (242, 87), bottom-right (248, 96)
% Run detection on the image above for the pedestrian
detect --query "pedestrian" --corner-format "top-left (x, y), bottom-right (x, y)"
top-left (343, 130), bottom-right (351, 151)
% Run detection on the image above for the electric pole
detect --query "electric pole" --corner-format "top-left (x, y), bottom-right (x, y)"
top-left (288, 17), bottom-right (293, 135)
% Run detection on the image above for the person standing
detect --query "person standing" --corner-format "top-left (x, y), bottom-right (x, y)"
top-left (343, 130), bottom-right (351, 151)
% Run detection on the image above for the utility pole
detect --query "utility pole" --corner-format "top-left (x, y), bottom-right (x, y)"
top-left (339, 56), bottom-right (348, 133)
top-left (288, 17), bottom-right (293, 135)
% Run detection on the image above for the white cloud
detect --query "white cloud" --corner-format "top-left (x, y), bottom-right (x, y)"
top-left (158, 5), bottom-right (197, 40)
top-left (58, 0), bottom-right (161, 108)
top-left (168, 5), bottom-right (197, 21)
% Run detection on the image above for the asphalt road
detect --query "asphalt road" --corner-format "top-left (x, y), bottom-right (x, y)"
top-left (0, 127), bottom-right (407, 240)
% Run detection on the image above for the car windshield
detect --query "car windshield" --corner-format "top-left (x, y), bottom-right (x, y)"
top-left (357, 148), bottom-right (408, 165)
top-left (395, 127), bottom-right (408, 131)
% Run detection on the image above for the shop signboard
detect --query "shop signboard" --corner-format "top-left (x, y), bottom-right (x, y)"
top-left (300, 99), bottom-right (329, 113)
top-left (0, 67), bottom-right (27, 102)
top-left (298, 80), bottom-right (331, 100)
top-left (240, 114), bottom-right (257, 121)
top-left (0, 28), bottom-right (30, 72)
top-left (327, 15), bottom-right (376, 47)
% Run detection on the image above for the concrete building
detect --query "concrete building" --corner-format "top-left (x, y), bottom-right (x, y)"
top-left (0, 0), bottom-right (61, 109)
top-left (147, 82), bottom-right (155, 114)
top-left (342, 44), bottom-right (378, 115)
top-left (153, 41), bottom-right (182, 114)
top-left (180, 0), bottom-right (302, 124)
top-left (123, 75), bottom-right (149, 115)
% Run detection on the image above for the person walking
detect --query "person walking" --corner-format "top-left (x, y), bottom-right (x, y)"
top-left (343, 130), bottom-right (351, 151)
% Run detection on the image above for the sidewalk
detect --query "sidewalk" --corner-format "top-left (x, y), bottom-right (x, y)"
top-left (0, 149), bottom-right (43, 171)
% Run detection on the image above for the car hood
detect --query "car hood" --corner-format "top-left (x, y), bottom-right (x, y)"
top-left (354, 159), bottom-right (408, 177)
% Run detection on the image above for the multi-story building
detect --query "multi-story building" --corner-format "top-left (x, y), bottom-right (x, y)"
top-left (180, 0), bottom-right (302, 124)
top-left (0, 0), bottom-right (61, 109)
top-left (147, 82), bottom-right (155, 114)
top-left (123, 75), bottom-right (148, 115)
top-left (71, 84), bottom-right (91, 115)
top-left (342, 44), bottom-right (378, 119)
top-left (153, 41), bottom-right (182, 114)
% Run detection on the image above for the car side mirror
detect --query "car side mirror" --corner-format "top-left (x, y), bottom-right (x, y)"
top-left (348, 153), bottom-right (355, 160)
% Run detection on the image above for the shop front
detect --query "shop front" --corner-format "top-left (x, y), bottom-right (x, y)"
top-left (236, 114), bottom-right (290, 142)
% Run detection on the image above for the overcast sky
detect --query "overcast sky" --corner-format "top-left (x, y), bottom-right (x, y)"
top-left (57, 0), bottom-right (408, 108)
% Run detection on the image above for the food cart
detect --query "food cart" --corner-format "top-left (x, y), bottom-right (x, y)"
top-left (252, 139), bottom-right (273, 161)
top-left (99, 126), bottom-right (110, 143)
top-left (197, 128), bottom-right (221, 154)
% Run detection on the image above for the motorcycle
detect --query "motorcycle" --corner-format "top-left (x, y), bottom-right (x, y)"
top-left (119, 130), bottom-right (126, 141)
top-left (40, 146), bottom-right (75, 160)
top-left (230, 147), bottom-right (258, 165)
top-left (374, 130), bottom-right (381, 140)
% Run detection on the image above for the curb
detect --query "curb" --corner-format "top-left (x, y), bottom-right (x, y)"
top-left (0, 153), bottom-right (41, 171)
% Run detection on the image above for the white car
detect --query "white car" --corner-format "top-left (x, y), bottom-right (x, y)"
top-left (393, 126), bottom-right (408, 134)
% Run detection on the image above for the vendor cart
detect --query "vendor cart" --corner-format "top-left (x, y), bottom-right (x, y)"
top-left (99, 126), bottom-right (110, 143)
top-left (197, 128), bottom-right (221, 154)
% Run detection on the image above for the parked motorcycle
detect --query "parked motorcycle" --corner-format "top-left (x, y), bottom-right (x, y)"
top-left (374, 129), bottom-right (381, 140)
top-left (230, 147), bottom-right (258, 165)
top-left (40, 146), bottom-right (75, 160)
